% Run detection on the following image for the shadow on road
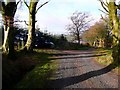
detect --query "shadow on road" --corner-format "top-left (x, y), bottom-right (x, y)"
top-left (49, 54), bottom-right (107, 60)
top-left (47, 53), bottom-right (118, 88)
top-left (49, 52), bottom-right (100, 56)
top-left (47, 63), bottom-right (117, 88)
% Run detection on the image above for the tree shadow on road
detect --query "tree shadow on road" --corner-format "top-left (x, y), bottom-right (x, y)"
top-left (49, 53), bottom-right (107, 60)
top-left (47, 63), bottom-right (117, 88)
top-left (47, 53), bottom-right (118, 88)
top-left (48, 51), bottom-right (100, 56)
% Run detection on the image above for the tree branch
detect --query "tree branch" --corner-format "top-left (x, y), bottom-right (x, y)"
top-left (116, 4), bottom-right (120, 10)
top-left (99, 0), bottom-right (109, 12)
top-left (102, 0), bottom-right (108, 7)
top-left (17, 0), bottom-right (21, 6)
top-left (100, 15), bottom-right (108, 23)
top-left (105, 0), bottom-right (109, 5)
top-left (23, 0), bottom-right (29, 9)
top-left (24, 20), bottom-right (28, 26)
top-left (71, 17), bottom-right (77, 26)
top-left (99, 9), bottom-right (109, 15)
top-left (35, 0), bottom-right (50, 14)
top-left (100, 15), bottom-right (113, 29)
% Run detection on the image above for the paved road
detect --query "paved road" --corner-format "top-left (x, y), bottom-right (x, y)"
top-left (47, 50), bottom-right (118, 89)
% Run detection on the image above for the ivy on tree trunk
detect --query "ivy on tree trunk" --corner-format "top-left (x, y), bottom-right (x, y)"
top-left (108, 2), bottom-right (120, 64)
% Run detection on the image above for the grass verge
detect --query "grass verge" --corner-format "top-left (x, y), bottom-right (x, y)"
top-left (95, 48), bottom-right (119, 75)
top-left (15, 49), bottom-right (58, 88)
top-left (3, 49), bottom-right (59, 89)
top-left (15, 60), bottom-right (57, 88)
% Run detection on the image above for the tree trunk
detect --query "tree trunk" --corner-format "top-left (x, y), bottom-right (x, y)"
top-left (109, 2), bottom-right (120, 64)
top-left (2, 20), bottom-right (15, 59)
top-left (98, 38), bottom-right (104, 47)
top-left (22, 0), bottom-right (48, 51)
top-left (8, 26), bottom-right (15, 59)
top-left (2, 25), bottom-right (9, 53)
top-left (77, 35), bottom-right (80, 45)
top-left (98, 38), bottom-right (102, 47)
top-left (24, 10), bottom-right (36, 52)
top-left (93, 41), bottom-right (96, 47)
top-left (2, 1), bottom-right (17, 60)
top-left (77, 29), bottom-right (80, 45)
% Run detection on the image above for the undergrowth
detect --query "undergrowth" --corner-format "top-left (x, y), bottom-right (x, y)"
top-left (2, 49), bottom-right (59, 89)
top-left (15, 60), bottom-right (57, 88)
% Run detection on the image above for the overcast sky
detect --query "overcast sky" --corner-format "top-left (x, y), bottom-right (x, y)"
top-left (15, 0), bottom-right (104, 34)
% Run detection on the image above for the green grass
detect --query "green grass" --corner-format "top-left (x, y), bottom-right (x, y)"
top-left (95, 48), bottom-right (113, 65)
top-left (3, 49), bottom-right (59, 89)
top-left (14, 49), bottom-right (59, 88)
top-left (95, 48), bottom-right (119, 74)
top-left (15, 60), bottom-right (57, 88)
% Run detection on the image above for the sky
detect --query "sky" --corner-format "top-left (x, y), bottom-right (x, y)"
top-left (3, 0), bottom-right (105, 35)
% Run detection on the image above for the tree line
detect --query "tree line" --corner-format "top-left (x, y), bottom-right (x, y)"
top-left (82, 19), bottom-right (112, 48)
top-left (0, 0), bottom-right (49, 59)
top-left (0, 0), bottom-right (120, 64)
top-left (66, 0), bottom-right (120, 64)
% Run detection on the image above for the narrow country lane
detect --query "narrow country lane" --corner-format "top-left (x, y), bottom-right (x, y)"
top-left (47, 50), bottom-right (118, 89)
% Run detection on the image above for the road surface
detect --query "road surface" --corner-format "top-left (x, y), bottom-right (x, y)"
top-left (47, 50), bottom-right (118, 89)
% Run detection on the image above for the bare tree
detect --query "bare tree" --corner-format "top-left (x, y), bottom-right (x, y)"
top-left (67, 11), bottom-right (90, 45)
top-left (22, 0), bottom-right (49, 51)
